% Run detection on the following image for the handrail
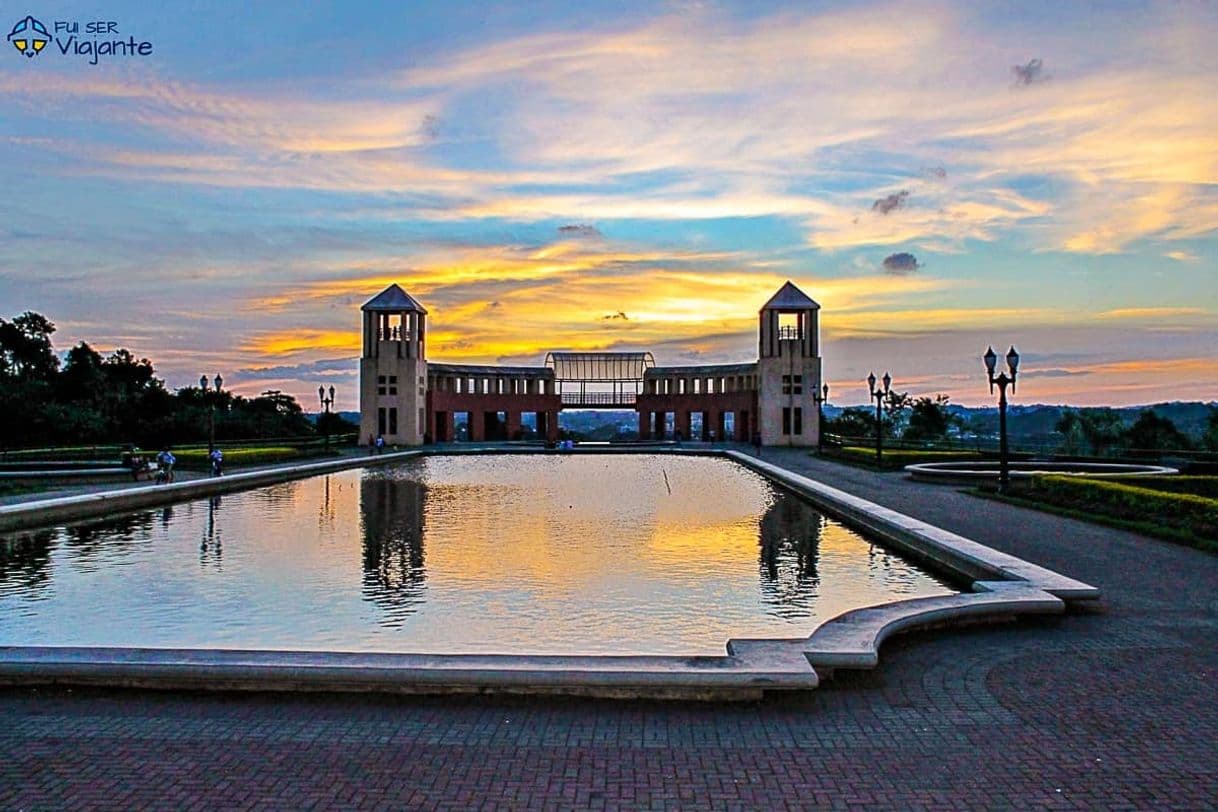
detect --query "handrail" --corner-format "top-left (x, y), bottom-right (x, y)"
top-left (559, 392), bottom-right (638, 406)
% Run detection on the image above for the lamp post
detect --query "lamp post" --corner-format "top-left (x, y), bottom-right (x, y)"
top-left (318, 384), bottom-right (336, 453)
top-left (812, 382), bottom-right (830, 452)
top-left (984, 346), bottom-right (1020, 493)
top-left (199, 373), bottom-right (223, 453)
top-left (867, 371), bottom-right (891, 467)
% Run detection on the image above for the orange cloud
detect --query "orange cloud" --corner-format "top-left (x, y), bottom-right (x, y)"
top-left (1095, 307), bottom-right (1207, 320)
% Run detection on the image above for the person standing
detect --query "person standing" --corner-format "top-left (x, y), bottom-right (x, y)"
top-left (209, 447), bottom-right (224, 477)
top-left (156, 447), bottom-right (176, 483)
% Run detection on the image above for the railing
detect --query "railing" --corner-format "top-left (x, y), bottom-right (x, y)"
top-left (777, 326), bottom-right (803, 340)
top-left (560, 392), bottom-right (637, 407)
top-left (377, 329), bottom-right (411, 341)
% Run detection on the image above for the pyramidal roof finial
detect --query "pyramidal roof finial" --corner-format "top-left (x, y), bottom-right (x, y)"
top-left (761, 280), bottom-right (819, 310)
top-left (361, 283), bottom-right (428, 313)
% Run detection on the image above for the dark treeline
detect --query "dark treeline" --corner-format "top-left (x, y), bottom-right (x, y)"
top-left (0, 311), bottom-right (346, 450)
top-left (826, 390), bottom-right (1218, 455)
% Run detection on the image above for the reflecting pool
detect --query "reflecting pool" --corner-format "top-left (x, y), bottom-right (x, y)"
top-left (0, 455), bottom-right (956, 655)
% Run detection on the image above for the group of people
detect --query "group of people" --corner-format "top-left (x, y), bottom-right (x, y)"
top-left (120, 445), bottom-right (224, 484)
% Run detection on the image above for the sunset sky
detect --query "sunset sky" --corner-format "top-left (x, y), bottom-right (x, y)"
top-left (2, 1), bottom-right (1215, 409)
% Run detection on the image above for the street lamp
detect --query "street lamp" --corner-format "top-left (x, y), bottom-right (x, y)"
top-left (984, 346), bottom-right (1019, 492)
top-left (200, 373), bottom-right (223, 453)
top-left (812, 382), bottom-right (830, 452)
top-left (867, 371), bottom-right (891, 467)
top-left (318, 384), bottom-right (336, 453)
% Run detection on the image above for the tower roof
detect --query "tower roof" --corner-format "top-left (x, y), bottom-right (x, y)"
top-left (761, 281), bottom-right (820, 311)
top-left (361, 284), bottom-right (428, 313)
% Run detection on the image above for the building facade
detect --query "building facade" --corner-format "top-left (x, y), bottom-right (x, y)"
top-left (359, 281), bottom-right (823, 447)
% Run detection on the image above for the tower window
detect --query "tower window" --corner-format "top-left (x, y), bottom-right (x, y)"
top-left (781, 375), bottom-right (803, 395)
top-left (778, 312), bottom-right (803, 340)
top-left (377, 375), bottom-right (398, 396)
top-left (388, 407), bottom-right (398, 435)
top-left (782, 407), bottom-right (803, 435)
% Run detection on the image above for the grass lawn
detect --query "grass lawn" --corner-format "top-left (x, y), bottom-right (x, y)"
top-left (819, 445), bottom-right (984, 470)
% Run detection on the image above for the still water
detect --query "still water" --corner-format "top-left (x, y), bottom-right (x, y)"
top-left (0, 455), bottom-right (955, 655)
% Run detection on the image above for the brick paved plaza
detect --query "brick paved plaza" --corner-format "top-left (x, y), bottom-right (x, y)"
top-left (3, 450), bottom-right (1216, 810)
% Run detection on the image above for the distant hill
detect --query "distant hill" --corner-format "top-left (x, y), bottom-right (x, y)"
top-left (310, 402), bottom-right (1216, 444)
top-left (947, 402), bottom-right (1217, 441)
top-left (306, 410), bottom-right (360, 426)
top-left (815, 401), bottom-right (1214, 444)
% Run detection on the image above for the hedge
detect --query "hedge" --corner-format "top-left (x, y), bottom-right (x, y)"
top-left (172, 447), bottom-right (304, 468)
top-left (1104, 476), bottom-right (1218, 499)
top-left (825, 446), bottom-right (983, 469)
top-left (1026, 475), bottom-right (1218, 550)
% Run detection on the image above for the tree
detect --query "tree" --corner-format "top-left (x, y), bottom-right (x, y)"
top-left (825, 407), bottom-right (876, 439)
top-left (903, 394), bottom-right (954, 443)
top-left (1205, 408), bottom-right (1218, 452)
top-left (1076, 408), bottom-right (1126, 457)
top-left (882, 391), bottom-right (911, 438)
top-left (1124, 410), bottom-right (1191, 454)
top-left (1054, 409), bottom-right (1084, 454)
top-left (316, 410), bottom-right (356, 438)
top-left (0, 312), bottom-right (59, 381)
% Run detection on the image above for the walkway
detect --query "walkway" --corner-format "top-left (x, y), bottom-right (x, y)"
top-left (2, 448), bottom-right (1215, 809)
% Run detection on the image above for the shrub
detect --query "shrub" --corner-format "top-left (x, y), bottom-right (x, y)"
top-left (173, 447), bottom-right (304, 468)
top-left (1107, 476), bottom-right (1218, 499)
top-left (1027, 475), bottom-right (1218, 549)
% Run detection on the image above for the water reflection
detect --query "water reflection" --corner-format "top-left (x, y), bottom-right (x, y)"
top-left (200, 497), bottom-right (222, 568)
top-left (0, 530), bottom-right (54, 595)
top-left (360, 473), bottom-right (427, 625)
top-left (0, 456), bottom-right (955, 655)
top-left (758, 491), bottom-right (823, 618)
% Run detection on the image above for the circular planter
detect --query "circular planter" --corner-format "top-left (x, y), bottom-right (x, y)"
top-left (905, 460), bottom-right (1178, 486)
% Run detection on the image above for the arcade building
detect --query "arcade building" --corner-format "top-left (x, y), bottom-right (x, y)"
top-left (359, 281), bottom-right (823, 447)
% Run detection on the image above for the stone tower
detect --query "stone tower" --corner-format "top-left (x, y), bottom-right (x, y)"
top-left (757, 281), bottom-right (822, 447)
top-left (359, 284), bottom-right (428, 447)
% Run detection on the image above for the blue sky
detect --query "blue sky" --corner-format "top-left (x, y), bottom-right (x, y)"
top-left (2, 0), bottom-right (1216, 408)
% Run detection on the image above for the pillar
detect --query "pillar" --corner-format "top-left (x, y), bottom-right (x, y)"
top-left (637, 411), bottom-right (650, 441)
top-left (546, 410), bottom-right (560, 443)
top-left (507, 411), bottom-right (522, 440)
top-left (676, 410), bottom-right (691, 441)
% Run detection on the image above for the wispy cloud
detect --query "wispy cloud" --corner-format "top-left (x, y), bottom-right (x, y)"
top-left (1096, 307), bottom-right (1207, 320)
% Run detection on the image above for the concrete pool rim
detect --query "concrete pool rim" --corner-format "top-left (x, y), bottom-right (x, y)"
top-left (0, 445), bottom-right (1099, 699)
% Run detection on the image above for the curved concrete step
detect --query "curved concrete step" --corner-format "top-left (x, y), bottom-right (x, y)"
top-left (802, 582), bottom-right (1063, 670)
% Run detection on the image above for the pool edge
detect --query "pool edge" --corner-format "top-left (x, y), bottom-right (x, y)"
top-left (0, 446), bottom-right (1100, 699)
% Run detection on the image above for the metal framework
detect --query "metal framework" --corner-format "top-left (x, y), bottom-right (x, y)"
top-left (543, 352), bottom-right (654, 381)
top-left (543, 352), bottom-right (655, 407)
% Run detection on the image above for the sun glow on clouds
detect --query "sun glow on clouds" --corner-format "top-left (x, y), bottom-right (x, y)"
top-left (5, 1), bottom-right (1218, 407)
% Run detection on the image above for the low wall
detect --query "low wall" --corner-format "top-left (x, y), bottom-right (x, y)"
top-left (0, 451), bottom-right (424, 534)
